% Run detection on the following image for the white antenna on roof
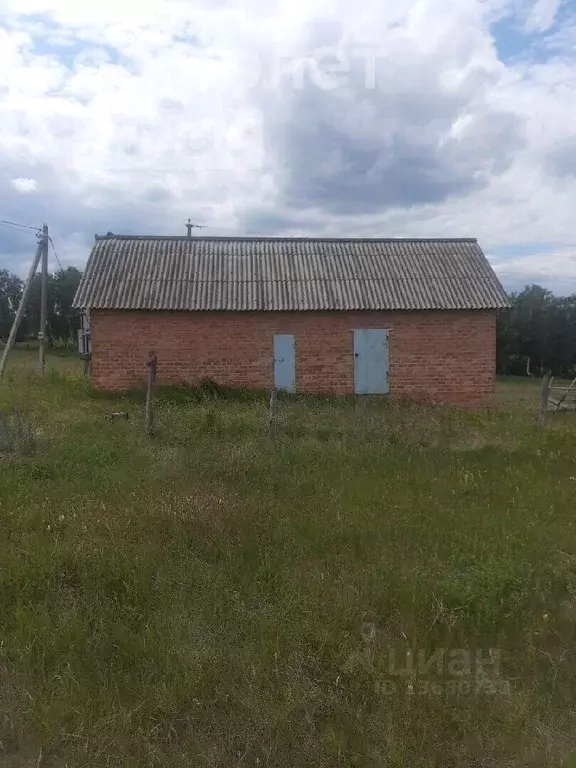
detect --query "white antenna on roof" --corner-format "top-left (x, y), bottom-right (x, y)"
top-left (185, 219), bottom-right (207, 237)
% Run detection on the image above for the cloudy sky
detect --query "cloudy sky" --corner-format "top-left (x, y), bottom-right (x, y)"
top-left (1, 0), bottom-right (576, 293)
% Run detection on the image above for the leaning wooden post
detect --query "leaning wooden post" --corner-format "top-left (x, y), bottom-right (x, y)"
top-left (268, 388), bottom-right (277, 437)
top-left (538, 371), bottom-right (551, 426)
top-left (0, 235), bottom-right (44, 378)
top-left (145, 351), bottom-right (158, 436)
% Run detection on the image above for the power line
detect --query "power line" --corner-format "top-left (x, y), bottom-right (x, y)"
top-left (0, 219), bottom-right (42, 233)
top-left (48, 236), bottom-right (63, 271)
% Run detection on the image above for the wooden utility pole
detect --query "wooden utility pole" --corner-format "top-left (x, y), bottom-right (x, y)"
top-left (268, 388), bottom-right (277, 437)
top-left (0, 225), bottom-right (48, 378)
top-left (38, 223), bottom-right (49, 374)
top-left (145, 351), bottom-right (158, 436)
top-left (538, 371), bottom-right (552, 426)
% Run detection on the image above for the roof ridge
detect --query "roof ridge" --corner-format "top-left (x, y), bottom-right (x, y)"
top-left (77, 276), bottom-right (497, 283)
top-left (94, 234), bottom-right (478, 243)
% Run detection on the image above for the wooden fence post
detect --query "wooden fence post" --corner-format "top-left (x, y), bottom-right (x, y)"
top-left (145, 351), bottom-right (158, 436)
top-left (538, 371), bottom-right (551, 426)
top-left (268, 388), bottom-right (277, 437)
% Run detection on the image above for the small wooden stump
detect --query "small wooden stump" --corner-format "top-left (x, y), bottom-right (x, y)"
top-left (108, 412), bottom-right (129, 422)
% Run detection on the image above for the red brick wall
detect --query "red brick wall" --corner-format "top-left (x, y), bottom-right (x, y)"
top-left (90, 310), bottom-right (497, 407)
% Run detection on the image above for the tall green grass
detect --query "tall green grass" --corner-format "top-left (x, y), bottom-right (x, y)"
top-left (1, 359), bottom-right (576, 766)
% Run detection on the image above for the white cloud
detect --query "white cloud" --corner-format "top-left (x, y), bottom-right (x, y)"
top-left (490, 246), bottom-right (576, 292)
top-left (491, 248), bottom-right (576, 278)
top-left (10, 176), bottom-right (38, 194)
top-left (0, 0), bottom-right (575, 289)
top-left (522, 0), bottom-right (562, 32)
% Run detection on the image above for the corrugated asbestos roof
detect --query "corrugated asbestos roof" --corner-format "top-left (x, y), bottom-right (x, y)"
top-left (73, 236), bottom-right (509, 312)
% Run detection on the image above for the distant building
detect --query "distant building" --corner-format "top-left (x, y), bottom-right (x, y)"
top-left (73, 235), bottom-right (508, 407)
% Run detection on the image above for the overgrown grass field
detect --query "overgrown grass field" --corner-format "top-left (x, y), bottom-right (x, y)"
top-left (1, 351), bottom-right (576, 767)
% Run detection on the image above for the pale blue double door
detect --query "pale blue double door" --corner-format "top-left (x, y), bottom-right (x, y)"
top-left (273, 329), bottom-right (389, 395)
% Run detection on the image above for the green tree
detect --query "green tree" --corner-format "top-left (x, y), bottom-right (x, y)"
top-left (0, 270), bottom-right (23, 340)
top-left (23, 267), bottom-right (83, 346)
top-left (497, 285), bottom-right (576, 377)
top-left (50, 267), bottom-right (83, 345)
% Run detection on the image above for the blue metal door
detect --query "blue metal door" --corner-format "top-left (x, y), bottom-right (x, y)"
top-left (274, 334), bottom-right (296, 392)
top-left (354, 329), bottom-right (389, 394)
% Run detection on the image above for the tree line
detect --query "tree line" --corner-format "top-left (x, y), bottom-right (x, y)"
top-left (0, 271), bottom-right (575, 375)
top-left (0, 267), bottom-right (83, 346)
top-left (497, 285), bottom-right (576, 377)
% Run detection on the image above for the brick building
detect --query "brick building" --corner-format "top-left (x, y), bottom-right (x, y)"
top-left (73, 235), bottom-right (508, 407)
